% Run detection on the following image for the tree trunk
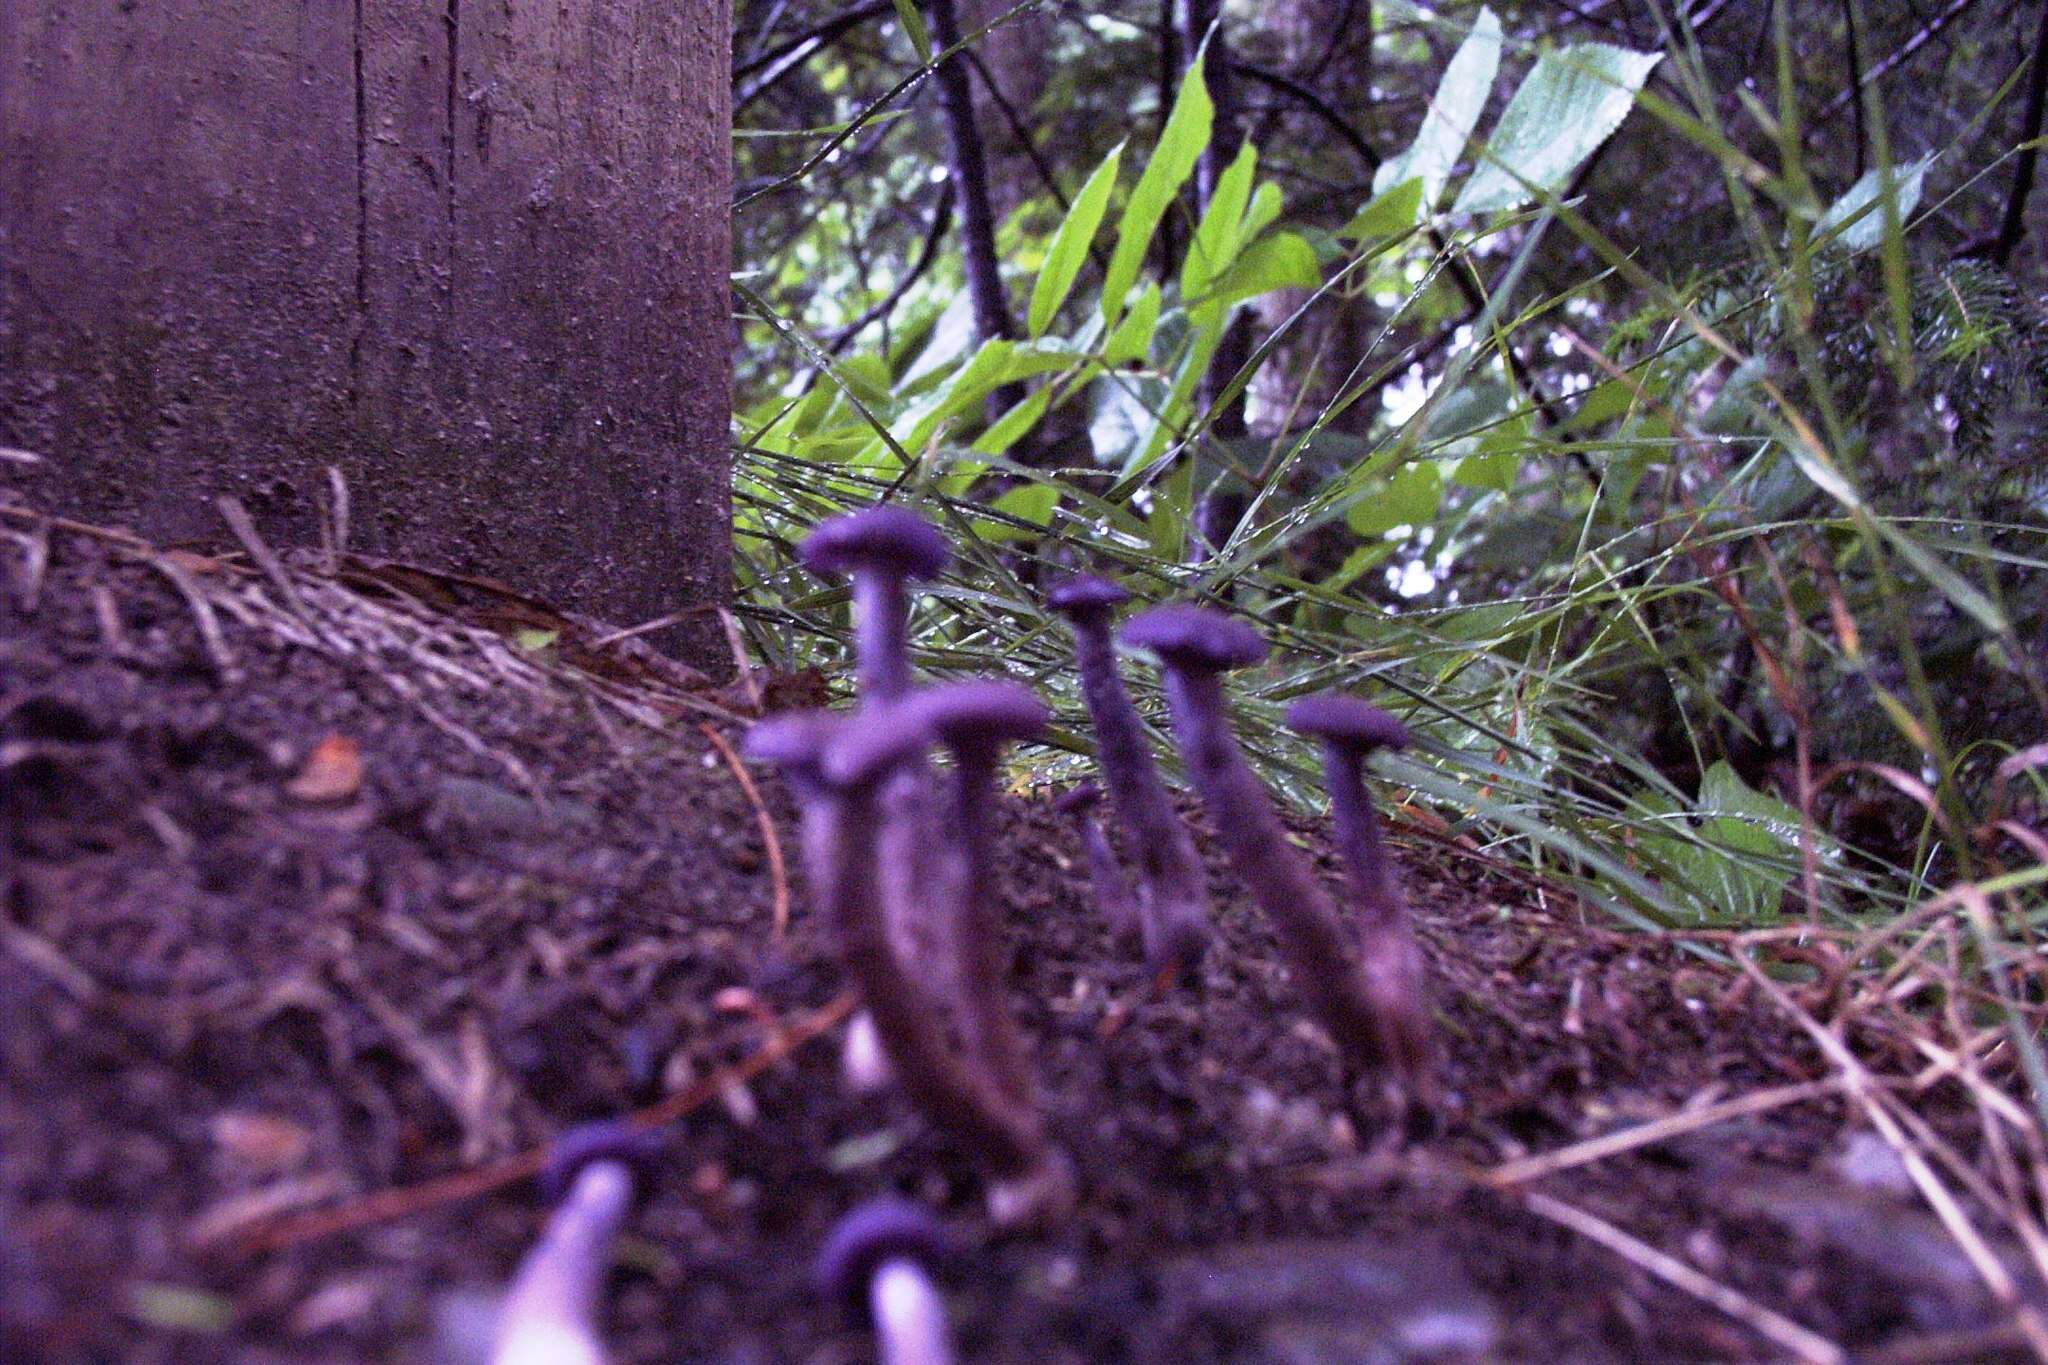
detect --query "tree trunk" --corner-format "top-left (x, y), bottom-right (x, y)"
top-left (1, 0), bottom-right (732, 666)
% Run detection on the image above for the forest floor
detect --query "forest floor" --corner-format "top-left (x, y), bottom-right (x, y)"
top-left (3, 493), bottom-right (2042, 1363)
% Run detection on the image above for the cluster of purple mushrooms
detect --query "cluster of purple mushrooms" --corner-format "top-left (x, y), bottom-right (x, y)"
top-left (487, 506), bottom-right (1435, 1365)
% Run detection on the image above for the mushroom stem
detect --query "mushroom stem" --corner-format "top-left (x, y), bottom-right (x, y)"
top-left (853, 570), bottom-right (913, 702)
top-left (1317, 739), bottom-right (1405, 930)
top-left (1068, 613), bottom-right (1210, 968)
top-left (1153, 667), bottom-right (1388, 1071)
top-left (944, 749), bottom-right (1034, 1107)
top-left (491, 1160), bottom-right (633, 1365)
top-left (870, 1258), bottom-right (955, 1365)
top-left (823, 747), bottom-right (1052, 1188)
top-left (1056, 786), bottom-right (1139, 946)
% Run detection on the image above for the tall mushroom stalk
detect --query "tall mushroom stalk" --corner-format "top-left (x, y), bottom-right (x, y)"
top-left (747, 710), bottom-right (1072, 1227)
top-left (1046, 574), bottom-right (1210, 973)
top-left (1120, 606), bottom-right (1431, 1108)
top-left (903, 680), bottom-right (1050, 1107)
top-left (799, 508), bottom-right (957, 1087)
top-left (1053, 783), bottom-right (1138, 947)
top-left (1285, 694), bottom-right (1435, 1099)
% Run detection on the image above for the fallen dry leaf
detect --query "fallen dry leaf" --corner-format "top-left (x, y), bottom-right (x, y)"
top-left (286, 735), bottom-right (364, 803)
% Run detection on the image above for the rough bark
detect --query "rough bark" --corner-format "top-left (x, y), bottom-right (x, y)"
top-left (1, 0), bottom-right (732, 665)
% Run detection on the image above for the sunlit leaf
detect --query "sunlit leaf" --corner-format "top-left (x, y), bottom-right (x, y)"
top-left (1205, 231), bottom-right (1320, 309)
top-left (1453, 42), bottom-right (1662, 215)
top-left (1341, 177), bottom-right (1425, 240)
top-left (1182, 141), bottom-right (1258, 299)
top-left (1029, 143), bottom-right (1123, 337)
top-left (1374, 7), bottom-right (1501, 211)
top-left (1103, 282), bottom-right (1162, 368)
top-left (1102, 53), bottom-right (1213, 325)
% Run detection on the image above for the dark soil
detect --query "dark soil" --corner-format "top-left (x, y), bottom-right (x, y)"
top-left (1, 501), bottom-right (2035, 1363)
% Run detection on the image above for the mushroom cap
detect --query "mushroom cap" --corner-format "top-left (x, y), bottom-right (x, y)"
top-left (1046, 573), bottom-right (1130, 617)
top-left (538, 1120), bottom-right (661, 1204)
top-left (1053, 781), bottom-right (1103, 816)
top-left (821, 704), bottom-right (935, 789)
top-left (1119, 605), bottom-right (1268, 672)
top-left (800, 507), bottom-right (950, 581)
top-left (816, 1197), bottom-right (954, 1323)
top-left (1284, 693), bottom-right (1412, 752)
top-left (743, 711), bottom-right (844, 775)
top-left (906, 679), bottom-right (1048, 753)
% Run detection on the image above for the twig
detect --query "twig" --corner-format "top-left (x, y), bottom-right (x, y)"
top-left (700, 722), bottom-right (792, 942)
top-left (224, 991), bottom-right (854, 1256)
top-left (1990, 0), bottom-right (2048, 266)
top-left (586, 606), bottom-right (717, 650)
top-left (1514, 1189), bottom-right (1848, 1364)
top-left (215, 496), bottom-right (313, 623)
top-left (1485, 1078), bottom-right (1844, 1187)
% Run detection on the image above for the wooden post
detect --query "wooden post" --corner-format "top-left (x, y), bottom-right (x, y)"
top-left (1, 0), bottom-right (731, 665)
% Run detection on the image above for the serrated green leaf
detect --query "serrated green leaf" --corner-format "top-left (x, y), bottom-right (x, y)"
top-left (1373, 8), bottom-right (1501, 209)
top-left (1103, 54), bottom-right (1213, 325)
top-left (1341, 177), bottom-right (1425, 240)
top-left (1453, 42), bottom-right (1662, 215)
top-left (1103, 282), bottom-right (1162, 368)
top-left (1028, 144), bottom-right (1123, 337)
top-left (1815, 154), bottom-right (1935, 251)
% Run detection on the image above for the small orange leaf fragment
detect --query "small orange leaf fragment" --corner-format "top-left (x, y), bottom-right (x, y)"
top-left (287, 735), bottom-right (364, 802)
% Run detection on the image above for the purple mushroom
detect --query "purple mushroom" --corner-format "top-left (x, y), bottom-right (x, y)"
top-left (800, 507), bottom-right (950, 702)
top-left (1046, 573), bottom-right (1211, 972)
top-left (902, 680), bottom-right (1050, 1108)
top-left (817, 1198), bottom-right (957, 1365)
top-left (748, 709), bottom-right (1072, 1226)
top-left (1120, 606), bottom-right (1425, 1103)
top-left (1052, 783), bottom-right (1138, 946)
top-left (1285, 694), bottom-right (1435, 1098)
top-left (492, 1122), bottom-right (654, 1365)
top-left (799, 508), bottom-right (955, 1069)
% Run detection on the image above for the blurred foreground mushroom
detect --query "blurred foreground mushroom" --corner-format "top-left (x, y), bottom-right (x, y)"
top-left (491, 1122), bottom-right (655, 1365)
top-left (1046, 574), bottom-right (1211, 973)
top-left (748, 710), bottom-right (1073, 1226)
top-left (904, 680), bottom-right (1050, 1107)
top-left (818, 1198), bottom-right (958, 1365)
top-left (1121, 606), bottom-right (1434, 1111)
top-left (799, 507), bottom-right (955, 1090)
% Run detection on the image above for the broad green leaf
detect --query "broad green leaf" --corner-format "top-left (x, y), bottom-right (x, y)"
top-left (1238, 181), bottom-right (1285, 247)
top-left (1182, 141), bottom-right (1258, 299)
top-left (1373, 7), bottom-right (1501, 210)
top-left (1815, 154), bottom-right (1935, 251)
top-left (1347, 460), bottom-right (1442, 536)
top-left (1103, 54), bottom-right (1214, 325)
top-left (1028, 144), bottom-right (1123, 337)
top-left (893, 0), bottom-right (932, 63)
top-left (1205, 231), bottom-right (1320, 310)
top-left (1453, 43), bottom-right (1662, 215)
top-left (1341, 177), bottom-right (1425, 240)
top-left (975, 384), bottom-right (1055, 455)
top-left (1103, 282), bottom-right (1162, 367)
top-left (974, 482), bottom-right (1060, 543)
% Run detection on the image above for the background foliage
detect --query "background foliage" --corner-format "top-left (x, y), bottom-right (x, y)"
top-left (725, 0), bottom-right (2048, 961)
